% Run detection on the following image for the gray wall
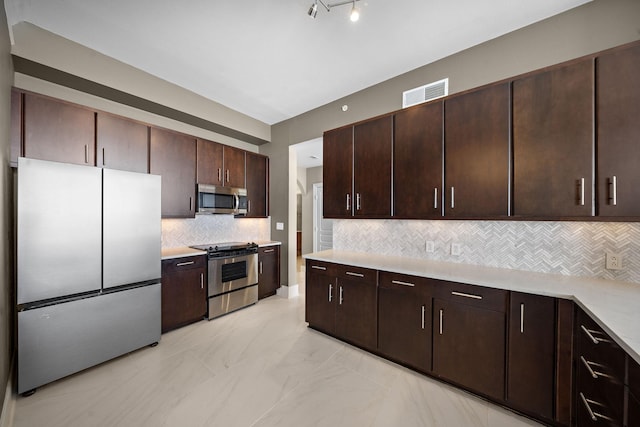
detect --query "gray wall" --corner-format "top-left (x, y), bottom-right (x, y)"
top-left (261, 0), bottom-right (640, 285)
top-left (0, 3), bottom-right (12, 411)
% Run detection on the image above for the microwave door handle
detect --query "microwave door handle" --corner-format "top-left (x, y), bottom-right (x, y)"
top-left (234, 194), bottom-right (239, 210)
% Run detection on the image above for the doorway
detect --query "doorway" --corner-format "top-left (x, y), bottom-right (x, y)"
top-left (313, 183), bottom-right (333, 252)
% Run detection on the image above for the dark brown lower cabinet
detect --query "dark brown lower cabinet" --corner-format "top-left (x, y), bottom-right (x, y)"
top-left (432, 296), bottom-right (506, 401)
top-left (305, 260), bottom-right (337, 336)
top-left (258, 246), bottom-right (280, 299)
top-left (629, 393), bottom-right (640, 427)
top-left (575, 309), bottom-right (625, 427)
top-left (305, 260), bottom-right (377, 351)
top-left (161, 256), bottom-right (207, 333)
top-left (507, 292), bottom-right (556, 420)
top-left (377, 272), bottom-right (432, 373)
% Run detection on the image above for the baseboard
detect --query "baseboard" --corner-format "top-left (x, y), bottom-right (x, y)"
top-left (0, 358), bottom-right (15, 427)
top-left (276, 284), bottom-right (299, 299)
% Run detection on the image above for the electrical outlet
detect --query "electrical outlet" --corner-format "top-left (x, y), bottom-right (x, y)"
top-left (606, 251), bottom-right (623, 270)
top-left (451, 243), bottom-right (462, 256)
top-left (426, 241), bottom-right (435, 253)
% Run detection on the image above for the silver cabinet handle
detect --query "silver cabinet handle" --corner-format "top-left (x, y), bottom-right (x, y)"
top-left (356, 193), bottom-right (361, 211)
top-left (248, 200), bottom-right (251, 213)
top-left (451, 291), bottom-right (482, 300)
top-left (84, 144), bottom-right (89, 164)
top-left (102, 148), bottom-right (105, 166)
top-left (226, 169), bottom-right (230, 183)
top-left (346, 272), bottom-right (364, 278)
top-left (421, 305), bottom-right (426, 330)
top-left (328, 284), bottom-right (333, 302)
top-left (581, 325), bottom-right (600, 344)
top-left (609, 176), bottom-right (618, 206)
top-left (579, 393), bottom-right (599, 422)
top-left (391, 280), bottom-right (415, 287)
top-left (217, 168), bottom-right (222, 183)
top-left (450, 187), bottom-right (456, 209)
top-left (520, 303), bottom-right (525, 333)
top-left (259, 261), bottom-right (263, 275)
top-left (176, 261), bottom-right (195, 267)
top-left (189, 196), bottom-right (193, 211)
top-left (578, 177), bottom-right (585, 206)
top-left (346, 193), bottom-right (351, 211)
top-left (434, 188), bottom-right (438, 209)
top-left (200, 273), bottom-right (204, 289)
top-left (311, 265), bottom-right (327, 271)
top-left (339, 286), bottom-right (344, 305)
top-left (580, 356), bottom-right (599, 379)
top-left (264, 248), bottom-right (275, 253)
top-left (439, 309), bottom-right (443, 335)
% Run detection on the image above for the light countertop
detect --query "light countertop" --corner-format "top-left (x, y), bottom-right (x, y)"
top-left (304, 249), bottom-right (640, 365)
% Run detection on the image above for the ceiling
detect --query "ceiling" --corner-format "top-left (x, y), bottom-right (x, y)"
top-left (4, 0), bottom-right (590, 127)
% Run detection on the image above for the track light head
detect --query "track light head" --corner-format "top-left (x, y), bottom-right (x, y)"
top-left (308, 2), bottom-right (318, 18)
top-left (349, 2), bottom-right (359, 22)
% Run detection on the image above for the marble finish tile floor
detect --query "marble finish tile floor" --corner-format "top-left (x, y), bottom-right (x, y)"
top-left (12, 268), bottom-right (543, 427)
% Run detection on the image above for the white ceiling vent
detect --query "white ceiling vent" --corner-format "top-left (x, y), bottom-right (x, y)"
top-left (402, 78), bottom-right (449, 108)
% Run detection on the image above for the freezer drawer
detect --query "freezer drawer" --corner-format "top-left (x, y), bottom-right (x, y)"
top-left (18, 283), bottom-right (161, 394)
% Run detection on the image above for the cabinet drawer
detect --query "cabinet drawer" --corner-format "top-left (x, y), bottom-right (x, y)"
top-left (259, 246), bottom-right (278, 256)
top-left (306, 260), bottom-right (337, 276)
top-left (434, 281), bottom-right (507, 312)
top-left (336, 264), bottom-right (377, 283)
top-left (162, 255), bottom-right (206, 273)
top-left (576, 390), bottom-right (622, 427)
top-left (379, 271), bottom-right (434, 294)
top-left (576, 311), bottom-right (626, 381)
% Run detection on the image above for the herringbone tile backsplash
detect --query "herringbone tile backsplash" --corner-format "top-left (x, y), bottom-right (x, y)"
top-left (162, 216), bottom-right (271, 248)
top-left (333, 220), bottom-right (640, 284)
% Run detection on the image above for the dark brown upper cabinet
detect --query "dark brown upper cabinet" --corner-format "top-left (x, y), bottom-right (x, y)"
top-left (150, 128), bottom-right (197, 218)
top-left (513, 59), bottom-right (595, 218)
top-left (444, 83), bottom-right (511, 218)
top-left (223, 146), bottom-right (246, 189)
top-left (196, 138), bottom-right (223, 185)
top-left (596, 44), bottom-right (640, 217)
top-left (394, 101), bottom-right (443, 219)
top-left (323, 126), bottom-right (354, 218)
top-left (96, 113), bottom-right (149, 173)
top-left (353, 116), bottom-right (393, 218)
top-left (22, 92), bottom-right (95, 166)
top-left (245, 152), bottom-right (269, 217)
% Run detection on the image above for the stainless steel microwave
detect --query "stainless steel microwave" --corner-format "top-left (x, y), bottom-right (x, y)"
top-left (197, 184), bottom-right (248, 215)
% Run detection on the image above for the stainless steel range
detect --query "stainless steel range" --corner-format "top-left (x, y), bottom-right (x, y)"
top-left (190, 242), bottom-right (258, 319)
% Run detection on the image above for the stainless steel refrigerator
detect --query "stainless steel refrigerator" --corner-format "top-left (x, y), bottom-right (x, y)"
top-left (17, 157), bottom-right (162, 395)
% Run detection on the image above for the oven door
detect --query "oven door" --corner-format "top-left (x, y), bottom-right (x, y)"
top-left (208, 253), bottom-right (258, 296)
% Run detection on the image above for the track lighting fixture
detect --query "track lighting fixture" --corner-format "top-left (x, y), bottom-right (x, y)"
top-left (307, 0), bottom-right (362, 21)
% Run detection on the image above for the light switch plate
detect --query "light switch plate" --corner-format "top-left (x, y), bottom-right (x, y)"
top-left (451, 243), bottom-right (462, 256)
top-left (276, 222), bottom-right (284, 231)
top-left (426, 241), bottom-right (435, 253)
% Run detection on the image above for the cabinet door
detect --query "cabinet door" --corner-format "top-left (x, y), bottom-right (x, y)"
top-left (305, 261), bottom-right (336, 335)
top-left (196, 138), bottom-right (223, 185)
top-left (23, 93), bottom-right (95, 166)
top-left (513, 59), bottom-right (594, 217)
top-left (96, 113), bottom-right (148, 173)
top-left (223, 146), bottom-right (246, 188)
top-left (444, 83), bottom-right (510, 218)
top-left (596, 44), bottom-right (640, 217)
top-left (629, 393), bottom-right (640, 427)
top-left (394, 101), bottom-right (443, 218)
top-left (246, 153), bottom-right (269, 217)
top-left (258, 246), bottom-right (279, 299)
top-left (378, 272), bottom-right (432, 372)
top-left (323, 127), bottom-right (353, 218)
top-left (507, 292), bottom-right (555, 420)
top-left (161, 257), bottom-right (207, 333)
top-left (335, 267), bottom-right (378, 350)
top-left (353, 116), bottom-right (393, 218)
top-left (433, 298), bottom-right (506, 400)
top-left (150, 128), bottom-right (196, 218)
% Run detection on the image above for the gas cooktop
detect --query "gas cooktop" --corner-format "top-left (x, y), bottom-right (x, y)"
top-left (189, 242), bottom-right (258, 257)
